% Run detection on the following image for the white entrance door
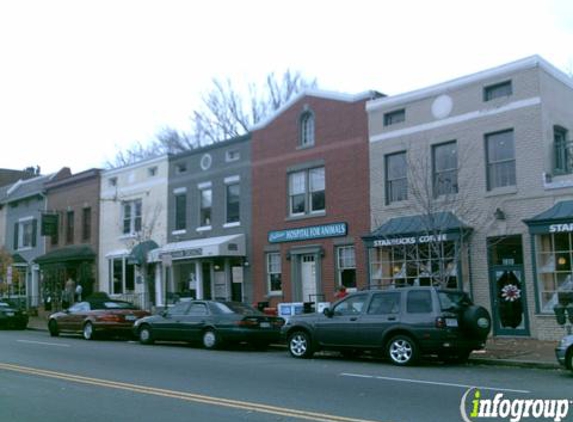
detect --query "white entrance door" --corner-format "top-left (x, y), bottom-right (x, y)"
top-left (301, 255), bottom-right (317, 302)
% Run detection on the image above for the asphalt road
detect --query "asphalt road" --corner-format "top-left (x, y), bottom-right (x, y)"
top-left (1, 330), bottom-right (572, 422)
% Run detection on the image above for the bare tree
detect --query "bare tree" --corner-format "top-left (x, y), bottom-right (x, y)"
top-left (106, 70), bottom-right (317, 168)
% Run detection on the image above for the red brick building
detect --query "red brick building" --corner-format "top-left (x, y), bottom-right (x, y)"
top-left (251, 90), bottom-right (381, 308)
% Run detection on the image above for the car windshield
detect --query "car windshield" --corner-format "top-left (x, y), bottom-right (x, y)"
top-left (438, 291), bottom-right (473, 311)
top-left (215, 302), bottom-right (260, 315)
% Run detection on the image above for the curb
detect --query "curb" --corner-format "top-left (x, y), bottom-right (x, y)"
top-left (469, 357), bottom-right (560, 370)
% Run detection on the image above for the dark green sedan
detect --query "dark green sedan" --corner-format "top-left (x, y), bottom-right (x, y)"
top-left (0, 300), bottom-right (28, 329)
top-left (134, 300), bottom-right (285, 350)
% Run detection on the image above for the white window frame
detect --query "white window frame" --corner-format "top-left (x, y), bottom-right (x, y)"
top-left (300, 112), bottom-right (315, 147)
top-left (122, 199), bottom-right (142, 235)
top-left (18, 217), bottom-right (35, 250)
top-left (337, 246), bottom-right (357, 289)
top-left (267, 253), bottom-right (282, 294)
top-left (288, 167), bottom-right (325, 217)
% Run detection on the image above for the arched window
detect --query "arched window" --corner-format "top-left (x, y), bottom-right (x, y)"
top-left (300, 111), bottom-right (315, 147)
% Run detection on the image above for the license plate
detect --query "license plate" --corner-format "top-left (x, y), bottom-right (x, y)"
top-left (260, 322), bottom-right (271, 328)
top-left (446, 318), bottom-right (458, 327)
top-left (125, 315), bottom-right (136, 321)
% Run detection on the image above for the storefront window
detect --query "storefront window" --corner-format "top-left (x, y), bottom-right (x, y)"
top-left (109, 257), bottom-right (136, 294)
top-left (535, 232), bottom-right (573, 313)
top-left (369, 241), bottom-right (458, 289)
top-left (337, 246), bottom-right (356, 289)
top-left (267, 253), bottom-right (282, 294)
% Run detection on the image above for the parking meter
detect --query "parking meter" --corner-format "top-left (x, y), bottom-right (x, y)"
top-left (554, 304), bottom-right (567, 325)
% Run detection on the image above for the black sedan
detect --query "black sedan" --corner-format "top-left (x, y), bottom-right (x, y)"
top-left (134, 300), bottom-right (285, 349)
top-left (0, 300), bottom-right (29, 329)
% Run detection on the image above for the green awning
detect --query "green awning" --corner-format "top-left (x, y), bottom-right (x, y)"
top-left (524, 200), bottom-right (573, 234)
top-left (364, 212), bottom-right (472, 246)
top-left (128, 240), bottom-right (159, 265)
top-left (35, 245), bottom-right (95, 265)
top-left (12, 253), bottom-right (27, 264)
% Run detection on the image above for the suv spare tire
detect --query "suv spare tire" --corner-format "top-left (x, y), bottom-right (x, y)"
top-left (461, 305), bottom-right (491, 339)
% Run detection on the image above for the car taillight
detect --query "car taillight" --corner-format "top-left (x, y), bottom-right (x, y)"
top-left (235, 318), bottom-right (259, 327)
top-left (96, 315), bottom-right (122, 322)
top-left (435, 317), bottom-right (446, 329)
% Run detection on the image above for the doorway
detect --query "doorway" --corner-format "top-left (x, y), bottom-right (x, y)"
top-left (300, 254), bottom-right (317, 302)
top-left (487, 236), bottom-right (530, 336)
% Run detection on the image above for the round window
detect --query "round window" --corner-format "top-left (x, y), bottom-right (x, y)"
top-left (200, 153), bottom-right (212, 171)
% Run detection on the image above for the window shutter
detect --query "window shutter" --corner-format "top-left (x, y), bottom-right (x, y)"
top-left (13, 223), bottom-right (19, 249)
top-left (32, 219), bottom-right (37, 247)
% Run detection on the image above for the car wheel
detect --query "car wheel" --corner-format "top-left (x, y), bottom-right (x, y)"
top-left (48, 320), bottom-right (59, 337)
top-left (202, 329), bottom-right (220, 350)
top-left (387, 335), bottom-right (418, 366)
top-left (567, 348), bottom-right (573, 371)
top-left (288, 331), bottom-right (314, 359)
top-left (138, 325), bottom-right (154, 345)
top-left (83, 322), bottom-right (96, 340)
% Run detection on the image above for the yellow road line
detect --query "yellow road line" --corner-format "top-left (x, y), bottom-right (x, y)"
top-left (0, 363), bottom-right (389, 422)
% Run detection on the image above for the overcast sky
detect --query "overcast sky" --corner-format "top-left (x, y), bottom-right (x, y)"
top-left (1, 0), bottom-right (572, 175)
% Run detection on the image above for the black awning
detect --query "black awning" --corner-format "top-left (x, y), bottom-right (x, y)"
top-left (35, 245), bottom-right (95, 265)
top-left (524, 200), bottom-right (573, 234)
top-left (364, 212), bottom-right (472, 245)
top-left (128, 240), bottom-right (159, 265)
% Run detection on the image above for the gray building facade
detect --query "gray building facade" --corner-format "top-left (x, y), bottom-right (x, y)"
top-left (151, 135), bottom-right (252, 303)
top-left (366, 56), bottom-right (573, 340)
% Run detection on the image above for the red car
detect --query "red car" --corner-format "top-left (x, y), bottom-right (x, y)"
top-left (48, 300), bottom-right (150, 340)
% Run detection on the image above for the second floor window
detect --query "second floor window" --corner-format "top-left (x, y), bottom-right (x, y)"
top-left (226, 183), bottom-right (240, 224)
top-left (433, 141), bottom-right (458, 197)
top-left (300, 111), bottom-right (315, 147)
top-left (200, 188), bottom-right (212, 227)
top-left (66, 211), bottom-right (74, 244)
top-left (386, 152), bottom-right (408, 204)
top-left (384, 109), bottom-right (405, 126)
top-left (289, 167), bottom-right (325, 216)
top-left (486, 129), bottom-right (516, 190)
top-left (14, 219), bottom-right (37, 250)
top-left (175, 194), bottom-right (187, 231)
top-left (82, 208), bottom-right (91, 242)
top-left (123, 200), bottom-right (142, 235)
top-left (554, 126), bottom-right (571, 175)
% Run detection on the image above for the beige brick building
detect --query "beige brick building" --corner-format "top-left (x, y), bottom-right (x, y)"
top-left (365, 56), bottom-right (573, 340)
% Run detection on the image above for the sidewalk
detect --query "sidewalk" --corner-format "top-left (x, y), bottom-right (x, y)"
top-left (25, 314), bottom-right (561, 369)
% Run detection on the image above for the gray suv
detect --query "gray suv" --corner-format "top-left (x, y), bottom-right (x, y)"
top-left (282, 287), bottom-right (491, 366)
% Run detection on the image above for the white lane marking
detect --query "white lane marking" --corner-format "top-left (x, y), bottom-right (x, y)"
top-left (17, 340), bottom-right (70, 348)
top-left (340, 373), bottom-right (530, 394)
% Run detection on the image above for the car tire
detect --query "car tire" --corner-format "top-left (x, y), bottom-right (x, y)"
top-left (83, 322), bottom-right (96, 340)
top-left (48, 320), bottom-right (59, 337)
top-left (567, 348), bottom-right (573, 371)
top-left (461, 306), bottom-right (491, 339)
top-left (202, 329), bottom-right (220, 350)
top-left (138, 325), bottom-right (154, 345)
top-left (288, 331), bottom-right (314, 359)
top-left (387, 335), bottom-right (419, 366)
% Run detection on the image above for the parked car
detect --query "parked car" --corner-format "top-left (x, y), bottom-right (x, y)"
top-left (134, 300), bottom-right (285, 349)
top-left (282, 287), bottom-right (491, 366)
top-left (555, 334), bottom-right (573, 372)
top-left (48, 300), bottom-right (150, 340)
top-left (0, 300), bottom-right (29, 329)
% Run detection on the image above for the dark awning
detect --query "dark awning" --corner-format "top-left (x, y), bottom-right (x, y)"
top-left (35, 245), bottom-right (95, 265)
top-left (524, 200), bottom-right (573, 234)
top-left (128, 240), bottom-right (159, 265)
top-left (364, 212), bottom-right (472, 246)
top-left (12, 253), bottom-right (27, 264)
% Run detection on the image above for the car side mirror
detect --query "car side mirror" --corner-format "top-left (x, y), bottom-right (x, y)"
top-left (323, 308), bottom-right (333, 318)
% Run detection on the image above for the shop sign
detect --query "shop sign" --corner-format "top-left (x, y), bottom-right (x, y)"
top-left (549, 223), bottom-right (573, 233)
top-left (373, 233), bottom-right (448, 247)
top-left (268, 222), bottom-right (347, 243)
top-left (167, 248), bottom-right (203, 259)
